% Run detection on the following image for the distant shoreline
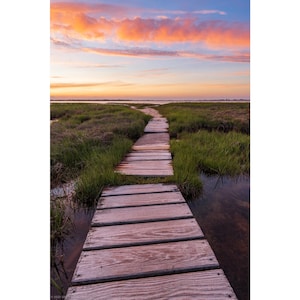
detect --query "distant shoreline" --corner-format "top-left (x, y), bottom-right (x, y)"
top-left (50, 99), bottom-right (250, 105)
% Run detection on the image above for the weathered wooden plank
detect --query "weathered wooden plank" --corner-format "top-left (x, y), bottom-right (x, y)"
top-left (122, 156), bottom-right (171, 161)
top-left (92, 203), bottom-right (193, 226)
top-left (134, 133), bottom-right (170, 146)
top-left (117, 165), bottom-right (172, 171)
top-left (83, 219), bottom-right (204, 250)
top-left (127, 149), bottom-right (171, 154)
top-left (138, 108), bottom-right (163, 118)
top-left (132, 144), bottom-right (170, 151)
top-left (116, 170), bottom-right (174, 176)
top-left (123, 153), bottom-right (171, 161)
top-left (126, 150), bottom-right (170, 154)
top-left (66, 269), bottom-right (237, 300)
top-left (71, 239), bottom-right (219, 285)
top-left (98, 191), bottom-right (185, 209)
top-left (117, 160), bottom-right (172, 168)
top-left (144, 127), bottom-right (168, 133)
top-left (144, 122), bottom-right (169, 133)
top-left (125, 152), bottom-right (171, 157)
top-left (116, 169), bottom-right (174, 176)
top-left (101, 184), bottom-right (178, 196)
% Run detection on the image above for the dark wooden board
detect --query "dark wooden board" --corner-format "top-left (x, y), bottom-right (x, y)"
top-left (91, 203), bottom-right (193, 226)
top-left (98, 191), bottom-right (185, 209)
top-left (83, 219), bottom-right (204, 250)
top-left (71, 239), bottom-right (219, 285)
top-left (66, 269), bottom-right (237, 300)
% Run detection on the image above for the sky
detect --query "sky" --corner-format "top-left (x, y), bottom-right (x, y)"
top-left (50, 0), bottom-right (250, 100)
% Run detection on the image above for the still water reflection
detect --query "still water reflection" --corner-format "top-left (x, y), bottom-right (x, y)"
top-left (187, 173), bottom-right (250, 300)
top-left (50, 183), bottom-right (95, 299)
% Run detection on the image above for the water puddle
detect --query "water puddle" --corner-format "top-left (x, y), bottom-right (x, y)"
top-left (50, 183), bottom-right (95, 299)
top-left (187, 173), bottom-right (250, 300)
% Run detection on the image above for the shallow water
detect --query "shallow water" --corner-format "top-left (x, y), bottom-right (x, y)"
top-left (50, 183), bottom-right (95, 299)
top-left (187, 173), bottom-right (250, 300)
top-left (50, 175), bottom-right (249, 299)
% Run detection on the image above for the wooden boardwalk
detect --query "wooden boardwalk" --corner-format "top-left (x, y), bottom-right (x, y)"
top-left (115, 109), bottom-right (173, 176)
top-left (65, 109), bottom-right (237, 299)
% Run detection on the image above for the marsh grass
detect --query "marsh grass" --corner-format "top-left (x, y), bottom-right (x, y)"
top-left (50, 103), bottom-right (151, 248)
top-left (50, 198), bottom-right (71, 245)
top-left (158, 102), bottom-right (250, 137)
top-left (51, 103), bottom-right (151, 193)
top-left (157, 103), bottom-right (250, 199)
top-left (74, 137), bottom-right (133, 205)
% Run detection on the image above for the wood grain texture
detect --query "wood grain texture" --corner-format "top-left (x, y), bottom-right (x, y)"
top-left (91, 203), bottom-right (193, 226)
top-left (98, 191), bottom-right (185, 209)
top-left (101, 184), bottom-right (179, 197)
top-left (72, 239), bottom-right (219, 285)
top-left (66, 269), bottom-right (237, 300)
top-left (83, 219), bottom-right (204, 250)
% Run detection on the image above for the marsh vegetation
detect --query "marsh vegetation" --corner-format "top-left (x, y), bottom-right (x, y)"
top-left (50, 102), bottom-right (250, 298)
top-left (157, 102), bottom-right (250, 198)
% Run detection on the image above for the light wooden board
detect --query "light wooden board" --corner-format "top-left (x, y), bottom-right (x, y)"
top-left (132, 144), bottom-right (170, 151)
top-left (115, 169), bottom-right (173, 176)
top-left (117, 160), bottom-right (172, 169)
top-left (116, 169), bottom-right (174, 176)
top-left (101, 184), bottom-right (179, 197)
top-left (122, 157), bottom-right (171, 162)
top-left (116, 160), bottom-right (173, 176)
top-left (133, 133), bottom-right (170, 146)
top-left (83, 219), bottom-right (203, 250)
top-left (71, 239), bottom-right (219, 285)
top-left (138, 108), bottom-right (163, 118)
top-left (98, 191), bottom-right (185, 209)
top-left (66, 269), bottom-right (237, 300)
top-left (144, 121), bottom-right (169, 133)
top-left (91, 203), bottom-right (193, 226)
top-left (126, 149), bottom-right (171, 154)
top-left (123, 153), bottom-right (171, 161)
top-left (125, 150), bottom-right (170, 155)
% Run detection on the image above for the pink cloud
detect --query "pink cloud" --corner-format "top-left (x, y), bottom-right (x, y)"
top-left (51, 3), bottom-right (249, 48)
top-left (82, 46), bottom-right (249, 62)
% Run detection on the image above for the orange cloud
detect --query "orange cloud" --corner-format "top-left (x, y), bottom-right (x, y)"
top-left (51, 3), bottom-right (249, 48)
top-left (117, 18), bottom-right (249, 48)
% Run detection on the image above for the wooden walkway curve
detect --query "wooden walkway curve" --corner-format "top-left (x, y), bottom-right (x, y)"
top-left (115, 108), bottom-right (173, 176)
top-left (66, 108), bottom-right (237, 299)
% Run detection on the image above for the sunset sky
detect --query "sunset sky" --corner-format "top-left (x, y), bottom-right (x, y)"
top-left (50, 0), bottom-right (250, 100)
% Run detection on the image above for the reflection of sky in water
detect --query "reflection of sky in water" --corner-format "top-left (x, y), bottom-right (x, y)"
top-left (188, 173), bottom-right (250, 300)
top-left (199, 173), bottom-right (250, 203)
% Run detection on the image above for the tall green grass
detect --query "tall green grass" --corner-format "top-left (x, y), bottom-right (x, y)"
top-left (157, 103), bottom-right (250, 199)
top-left (51, 103), bottom-right (151, 194)
top-left (158, 102), bottom-right (250, 137)
top-left (169, 131), bottom-right (249, 199)
top-left (75, 137), bottom-right (132, 205)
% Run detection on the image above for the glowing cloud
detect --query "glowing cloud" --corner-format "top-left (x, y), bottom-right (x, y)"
top-left (51, 3), bottom-right (249, 48)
